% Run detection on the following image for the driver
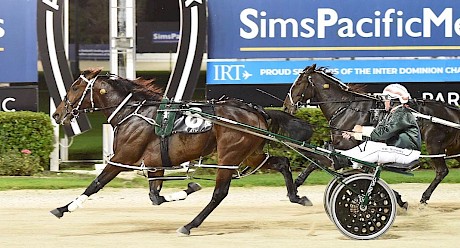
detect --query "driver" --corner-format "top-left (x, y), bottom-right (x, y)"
top-left (337, 83), bottom-right (422, 169)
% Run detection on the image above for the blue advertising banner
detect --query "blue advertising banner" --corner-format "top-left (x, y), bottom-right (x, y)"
top-left (208, 0), bottom-right (460, 59)
top-left (0, 0), bottom-right (37, 83)
top-left (207, 59), bottom-right (460, 84)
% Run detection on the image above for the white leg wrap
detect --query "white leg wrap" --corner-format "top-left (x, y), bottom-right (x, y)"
top-left (68, 195), bottom-right (89, 212)
top-left (164, 191), bottom-right (187, 202)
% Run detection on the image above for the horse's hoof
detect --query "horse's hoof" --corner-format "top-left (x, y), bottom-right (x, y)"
top-left (176, 226), bottom-right (190, 236)
top-left (402, 202), bottom-right (409, 210)
top-left (299, 196), bottom-right (313, 207)
top-left (150, 195), bottom-right (165, 206)
top-left (50, 208), bottom-right (63, 218)
top-left (188, 182), bottom-right (202, 193)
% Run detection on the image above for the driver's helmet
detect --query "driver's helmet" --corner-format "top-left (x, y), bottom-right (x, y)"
top-left (381, 84), bottom-right (411, 104)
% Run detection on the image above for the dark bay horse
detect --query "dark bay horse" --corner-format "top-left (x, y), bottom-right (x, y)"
top-left (51, 68), bottom-right (312, 235)
top-left (284, 64), bottom-right (460, 205)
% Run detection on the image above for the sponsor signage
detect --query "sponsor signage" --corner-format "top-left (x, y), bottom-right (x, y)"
top-left (153, 31), bottom-right (180, 43)
top-left (208, 0), bottom-right (460, 59)
top-left (207, 59), bottom-right (460, 84)
top-left (207, 0), bottom-right (460, 84)
top-left (0, 0), bottom-right (37, 83)
top-left (206, 82), bottom-right (460, 107)
top-left (137, 22), bottom-right (180, 53)
top-left (0, 86), bottom-right (38, 112)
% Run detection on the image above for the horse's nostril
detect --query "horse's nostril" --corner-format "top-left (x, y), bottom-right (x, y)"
top-left (52, 113), bottom-right (59, 121)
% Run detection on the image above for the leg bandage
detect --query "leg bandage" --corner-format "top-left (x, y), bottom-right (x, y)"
top-left (68, 195), bottom-right (89, 212)
top-left (163, 191), bottom-right (187, 202)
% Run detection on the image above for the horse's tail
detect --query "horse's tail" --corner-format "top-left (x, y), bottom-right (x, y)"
top-left (265, 109), bottom-right (313, 142)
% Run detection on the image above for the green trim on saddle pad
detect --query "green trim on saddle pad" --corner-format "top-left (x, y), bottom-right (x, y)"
top-left (155, 98), bottom-right (181, 137)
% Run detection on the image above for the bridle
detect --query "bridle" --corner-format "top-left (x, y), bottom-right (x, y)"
top-left (61, 73), bottom-right (144, 125)
top-left (286, 70), bottom-right (311, 109)
top-left (62, 74), bottom-right (101, 121)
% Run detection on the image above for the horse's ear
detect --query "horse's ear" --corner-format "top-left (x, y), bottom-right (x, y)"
top-left (87, 67), bottom-right (103, 78)
top-left (306, 64), bottom-right (316, 73)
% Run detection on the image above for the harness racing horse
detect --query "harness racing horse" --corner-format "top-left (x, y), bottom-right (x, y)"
top-left (51, 68), bottom-right (312, 235)
top-left (284, 64), bottom-right (460, 205)
top-left (407, 99), bottom-right (460, 202)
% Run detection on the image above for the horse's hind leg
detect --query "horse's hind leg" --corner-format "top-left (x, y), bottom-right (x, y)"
top-left (148, 170), bottom-right (202, 205)
top-left (50, 164), bottom-right (125, 218)
top-left (420, 157), bottom-right (449, 204)
top-left (177, 168), bottom-right (234, 235)
top-left (393, 190), bottom-right (408, 210)
top-left (263, 156), bottom-right (312, 206)
top-left (294, 163), bottom-right (318, 188)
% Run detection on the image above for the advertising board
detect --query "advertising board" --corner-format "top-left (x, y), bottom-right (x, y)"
top-left (207, 59), bottom-right (460, 84)
top-left (0, 0), bottom-right (37, 83)
top-left (0, 86), bottom-right (38, 112)
top-left (206, 0), bottom-right (460, 106)
top-left (208, 0), bottom-right (460, 59)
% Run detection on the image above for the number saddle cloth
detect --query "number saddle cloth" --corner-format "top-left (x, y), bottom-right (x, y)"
top-left (154, 102), bottom-right (214, 138)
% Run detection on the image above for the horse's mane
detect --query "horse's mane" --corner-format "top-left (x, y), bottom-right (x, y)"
top-left (314, 66), bottom-right (367, 94)
top-left (109, 76), bottom-right (164, 100)
top-left (81, 68), bottom-right (164, 100)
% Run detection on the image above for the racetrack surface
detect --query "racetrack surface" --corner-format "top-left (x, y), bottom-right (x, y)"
top-left (1, 184), bottom-right (459, 248)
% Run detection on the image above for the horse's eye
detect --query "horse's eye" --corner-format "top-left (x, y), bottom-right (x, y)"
top-left (72, 85), bottom-right (79, 91)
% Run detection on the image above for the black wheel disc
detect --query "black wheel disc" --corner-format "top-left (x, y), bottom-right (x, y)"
top-left (330, 174), bottom-right (396, 240)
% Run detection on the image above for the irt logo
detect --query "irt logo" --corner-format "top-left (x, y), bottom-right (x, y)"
top-left (212, 65), bottom-right (252, 81)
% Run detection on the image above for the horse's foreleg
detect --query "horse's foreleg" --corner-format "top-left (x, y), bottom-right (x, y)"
top-left (148, 170), bottom-right (165, 205)
top-left (148, 170), bottom-right (202, 205)
top-left (421, 157), bottom-right (449, 204)
top-left (50, 165), bottom-right (124, 218)
top-left (177, 168), bottom-right (233, 235)
top-left (265, 156), bottom-right (312, 206)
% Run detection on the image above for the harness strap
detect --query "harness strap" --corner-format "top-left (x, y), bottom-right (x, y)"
top-left (116, 100), bottom-right (158, 126)
top-left (107, 93), bottom-right (133, 123)
top-left (234, 154), bottom-right (269, 179)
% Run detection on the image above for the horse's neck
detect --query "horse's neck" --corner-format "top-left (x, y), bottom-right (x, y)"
top-left (316, 91), bottom-right (351, 120)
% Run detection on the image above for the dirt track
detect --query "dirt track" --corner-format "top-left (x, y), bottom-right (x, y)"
top-left (1, 183), bottom-right (460, 248)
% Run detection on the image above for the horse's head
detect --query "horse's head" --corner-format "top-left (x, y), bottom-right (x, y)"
top-left (283, 64), bottom-right (350, 114)
top-left (283, 64), bottom-right (317, 114)
top-left (53, 68), bottom-right (164, 125)
top-left (52, 68), bottom-right (103, 125)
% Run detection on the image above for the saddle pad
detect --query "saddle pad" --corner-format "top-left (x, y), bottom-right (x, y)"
top-left (172, 106), bottom-right (213, 134)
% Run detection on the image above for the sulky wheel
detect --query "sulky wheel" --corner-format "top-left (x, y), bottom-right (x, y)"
top-left (323, 170), bottom-right (360, 221)
top-left (323, 177), bottom-right (341, 221)
top-left (330, 174), bottom-right (397, 240)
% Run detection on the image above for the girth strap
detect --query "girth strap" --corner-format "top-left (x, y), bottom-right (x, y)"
top-left (160, 136), bottom-right (172, 168)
